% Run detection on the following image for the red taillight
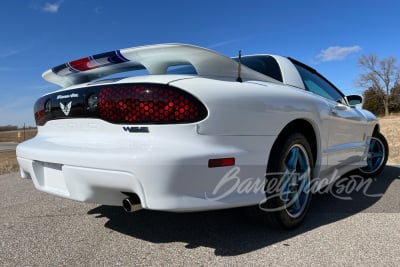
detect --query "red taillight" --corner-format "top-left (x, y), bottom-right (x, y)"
top-left (34, 97), bottom-right (47, 126)
top-left (34, 83), bottom-right (207, 126)
top-left (98, 85), bottom-right (207, 124)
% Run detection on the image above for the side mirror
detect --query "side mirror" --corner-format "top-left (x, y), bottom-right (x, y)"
top-left (346, 95), bottom-right (363, 106)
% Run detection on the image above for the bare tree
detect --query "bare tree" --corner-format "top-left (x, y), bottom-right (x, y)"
top-left (357, 54), bottom-right (399, 116)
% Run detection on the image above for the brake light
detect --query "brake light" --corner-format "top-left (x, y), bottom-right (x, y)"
top-left (34, 97), bottom-right (47, 126)
top-left (68, 57), bottom-right (97, 72)
top-left (34, 83), bottom-right (207, 126)
top-left (52, 50), bottom-right (129, 75)
top-left (98, 85), bottom-right (207, 124)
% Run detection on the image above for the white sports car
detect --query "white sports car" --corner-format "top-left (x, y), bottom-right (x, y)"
top-left (17, 44), bottom-right (388, 229)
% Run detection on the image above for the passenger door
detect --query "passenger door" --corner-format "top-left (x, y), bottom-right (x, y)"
top-left (293, 63), bottom-right (368, 171)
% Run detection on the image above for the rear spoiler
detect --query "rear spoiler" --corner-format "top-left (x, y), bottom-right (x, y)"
top-left (42, 43), bottom-right (279, 87)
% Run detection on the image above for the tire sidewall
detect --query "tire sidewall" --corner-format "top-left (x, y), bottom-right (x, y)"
top-left (359, 131), bottom-right (389, 177)
top-left (266, 132), bottom-right (314, 229)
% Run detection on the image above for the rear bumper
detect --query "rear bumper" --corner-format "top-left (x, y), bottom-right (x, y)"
top-left (17, 124), bottom-right (275, 211)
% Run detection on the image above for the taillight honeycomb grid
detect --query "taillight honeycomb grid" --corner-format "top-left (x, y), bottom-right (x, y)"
top-left (35, 84), bottom-right (207, 126)
top-left (98, 85), bottom-right (205, 124)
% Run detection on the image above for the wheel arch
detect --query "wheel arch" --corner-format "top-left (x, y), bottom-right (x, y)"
top-left (373, 123), bottom-right (380, 134)
top-left (268, 119), bottom-right (319, 170)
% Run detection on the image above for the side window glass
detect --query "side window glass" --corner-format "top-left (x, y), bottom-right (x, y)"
top-left (294, 63), bottom-right (344, 103)
top-left (303, 79), bottom-right (334, 99)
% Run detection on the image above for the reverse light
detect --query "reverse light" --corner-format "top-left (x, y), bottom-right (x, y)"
top-left (86, 93), bottom-right (98, 111)
top-left (44, 99), bottom-right (52, 113)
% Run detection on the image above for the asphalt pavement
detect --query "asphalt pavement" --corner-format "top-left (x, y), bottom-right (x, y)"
top-left (1, 167), bottom-right (400, 266)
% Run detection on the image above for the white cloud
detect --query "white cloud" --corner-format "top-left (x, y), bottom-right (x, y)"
top-left (41, 0), bottom-right (64, 13)
top-left (317, 45), bottom-right (361, 62)
top-left (0, 49), bottom-right (19, 59)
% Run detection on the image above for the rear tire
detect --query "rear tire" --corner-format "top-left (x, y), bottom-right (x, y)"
top-left (246, 132), bottom-right (314, 229)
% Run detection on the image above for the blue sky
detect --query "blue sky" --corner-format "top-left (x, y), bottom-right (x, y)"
top-left (1, 0), bottom-right (399, 126)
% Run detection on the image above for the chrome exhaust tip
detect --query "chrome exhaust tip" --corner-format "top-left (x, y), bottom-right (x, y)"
top-left (122, 197), bottom-right (142, 213)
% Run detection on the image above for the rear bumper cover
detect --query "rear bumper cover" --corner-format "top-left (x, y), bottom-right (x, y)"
top-left (17, 126), bottom-right (274, 211)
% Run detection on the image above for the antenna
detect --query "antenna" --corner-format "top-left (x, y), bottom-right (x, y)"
top-left (236, 50), bottom-right (243, 83)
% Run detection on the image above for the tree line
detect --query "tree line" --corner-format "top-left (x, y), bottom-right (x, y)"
top-left (0, 125), bottom-right (36, 132)
top-left (358, 54), bottom-right (400, 116)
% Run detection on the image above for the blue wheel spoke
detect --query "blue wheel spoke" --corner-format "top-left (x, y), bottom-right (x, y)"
top-left (292, 194), bottom-right (301, 210)
top-left (286, 147), bottom-right (299, 170)
top-left (371, 152), bottom-right (383, 158)
top-left (364, 137), bottom-right (384, 172)
top-left (282, 144), bottom-right (311, 218)
top-left (370, 139), bottom-right (377, 148)
top-left (297, 154), bottom-right (307, 173)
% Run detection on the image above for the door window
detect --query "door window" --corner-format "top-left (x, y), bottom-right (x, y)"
top-left (293, 62), bottom-right (345, 104)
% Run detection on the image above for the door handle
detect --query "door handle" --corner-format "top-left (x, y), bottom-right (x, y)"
top-left (334, 104), bottom-right (348, 111)
top-left (331, 104), bottom-right (347, 115)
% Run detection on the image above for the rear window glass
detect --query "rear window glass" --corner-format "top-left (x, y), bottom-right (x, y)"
top-left (234, 55), bottom-right (283, 82)
top-left (167, 65), bottom-right (197, 75)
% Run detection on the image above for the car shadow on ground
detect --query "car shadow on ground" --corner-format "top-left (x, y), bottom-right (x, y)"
top-left (87, 166), bottom-right (400, 256)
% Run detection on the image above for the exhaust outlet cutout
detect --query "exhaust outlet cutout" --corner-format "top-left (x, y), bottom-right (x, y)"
top-left (122, 196), bottom-right (142, 213)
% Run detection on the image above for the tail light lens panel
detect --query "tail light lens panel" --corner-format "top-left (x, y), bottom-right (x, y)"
top-left (34, 97), bottom-right (47, 126)
top-left (34, 83), bottom-right (208, 126)
top-left (98, 85), bottom-right (206, 124)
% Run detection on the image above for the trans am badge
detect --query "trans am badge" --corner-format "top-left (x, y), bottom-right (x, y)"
top-left (60, 101), bottom-right (72, 116)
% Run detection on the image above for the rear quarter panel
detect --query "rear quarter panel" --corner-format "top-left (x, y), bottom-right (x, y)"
top-left (171, 78), bottom-right (330, 137)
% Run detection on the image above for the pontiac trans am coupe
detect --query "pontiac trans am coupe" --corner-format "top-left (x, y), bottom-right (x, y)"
top-left (17, 44), bottom-right (388, 229)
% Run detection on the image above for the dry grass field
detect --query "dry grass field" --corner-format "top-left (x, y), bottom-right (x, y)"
top-left (377, 116), bottom-right (400, 164)
top-left (0, 129), bottom-right (37, 175)
top-left (0, 117), bottom-right (399, 175)
top-left (0, 129), bottom-right (37, 143)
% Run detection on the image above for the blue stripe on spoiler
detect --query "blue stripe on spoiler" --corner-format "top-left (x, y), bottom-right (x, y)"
top-left (52, 50), bottom-right (129, 76)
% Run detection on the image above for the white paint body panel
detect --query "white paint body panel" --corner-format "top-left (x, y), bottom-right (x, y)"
top-left (18, 119), bottom-right (272, 210)
top-left (17, 44), bottom-right (378, 211)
